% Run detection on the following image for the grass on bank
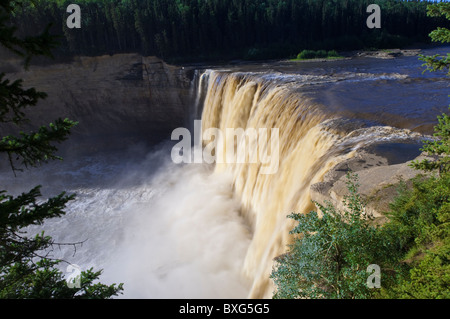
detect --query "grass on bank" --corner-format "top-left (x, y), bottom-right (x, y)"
top-left (291, 49), bottom-right (344, 61)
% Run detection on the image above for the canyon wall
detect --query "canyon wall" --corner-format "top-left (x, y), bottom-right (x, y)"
top-left (0, 53), bottom-right (195, 157)
top-left (1, 55), bottom-right (429, 299)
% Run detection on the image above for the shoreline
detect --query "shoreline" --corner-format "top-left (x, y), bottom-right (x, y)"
top-left (287, 48), bottom-right (423, 63)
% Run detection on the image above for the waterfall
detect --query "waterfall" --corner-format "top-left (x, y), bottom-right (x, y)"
top-left (199, 70), bottom-right (358, 298)
top-left (6, 64), bottom-right (425, 300)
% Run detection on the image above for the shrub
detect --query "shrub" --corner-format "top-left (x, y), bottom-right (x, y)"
top-left (327, 50), bottom-right (339, 57)
top-left (379, 174), bottom-right (450, 299)
top-left (271, 172), bottom-right (401, 299)
top-left (297, 50), bottom-right (317, 60)
top-left (296, 49), bottom-right (340, 60)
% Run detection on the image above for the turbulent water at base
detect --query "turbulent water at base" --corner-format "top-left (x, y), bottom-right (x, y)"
top-left (198, 68), bottom-right (434, 298)
top-left (1, 47), bottom-right (448, 299)
top-left (3, 149), bottom-right (252, 298)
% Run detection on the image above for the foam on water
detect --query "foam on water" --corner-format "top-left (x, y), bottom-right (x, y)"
top-left (11, 148), bottom-right (252, 299)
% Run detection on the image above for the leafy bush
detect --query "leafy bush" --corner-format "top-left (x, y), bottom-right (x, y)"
top-left (296, 49), bottom-right (341, 60)
top-left (327, 50), bottom-right (339, 57)
top-left (379, 174), bottom-right (450, 299)
top-left (271, 173), bottom-right (401, 299)
top-left (271, 173), bottom-right (449, 300)
top-left (297, 50), bottom-right (317, 60)
top-left (410, 107), bottom-right (450, 175)
top-left (274, 2), bottom-right (450, 299)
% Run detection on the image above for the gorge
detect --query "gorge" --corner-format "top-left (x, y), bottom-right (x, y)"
top-left (0, 47), bottom-right (448, 299)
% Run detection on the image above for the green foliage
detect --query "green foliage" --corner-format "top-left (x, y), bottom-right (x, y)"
top-left (0, 73), bottom-right (46, 125)
top-left (379, 174), bottom-right (450, 299)
top-left (327, 50), bottom-right (340, 58)
top-left (297, 50), bottom-right (322, 60)
top-left (396, 244), bottom-right (449, 299)
top-left (0, 0), bottom-right (59, 68)
top-left (0, 0), bottom-right (123, 298)
top-left (420, 53), bottom-right (450, 76)
top-left (411, 108), bottom-right (450, 175)
top-left (0, 118), bottom-right (77, 173)
top-left (271, 173), bottom-right (400, 299)
top-left (273, 1), bottom-right (450, 300)
top-left (295, 50), bottom-right (341, 60)
top-left (379, 4), bottom-right (450, 298)
top-left (419, 2), bottom-right (450, 76)
top-left (9, 0), bottom-right (447, 62)
top-left (414, 2), bottom-right (450, 174)
top-left (427, 2), bottom-right (450, 21)
top-left (271, 174), bottom-right (449, 300)
top-left (0, 258), bottom-right (123, 299)
top-left (383, 175), bottom-right (449, 256)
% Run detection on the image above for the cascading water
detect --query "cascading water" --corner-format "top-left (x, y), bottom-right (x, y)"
top-left (4, 52), bottom-right (443, 298)
top-left (198, 69), bottom-right (427, 298)
top-left (6, 148), bottom-right (253, 299)
top-left (199, 71), bottom-right (353, 298)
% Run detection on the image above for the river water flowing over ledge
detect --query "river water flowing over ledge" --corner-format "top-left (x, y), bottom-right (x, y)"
top-left (1, 46), bottom-right (448, 299)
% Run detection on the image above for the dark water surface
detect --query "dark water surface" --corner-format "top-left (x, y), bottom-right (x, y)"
top-left (205, 46), bottom-right (449, 136)
top-left (0, 46), bottom-right (449, 299)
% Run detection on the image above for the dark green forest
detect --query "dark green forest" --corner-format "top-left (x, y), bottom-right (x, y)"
top-left (8, 0), bottom-right (450, 62)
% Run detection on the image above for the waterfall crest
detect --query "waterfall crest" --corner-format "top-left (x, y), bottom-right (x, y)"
top-left (200, 71), bottom-right (357, 298)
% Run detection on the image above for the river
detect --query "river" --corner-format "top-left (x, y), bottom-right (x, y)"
top-left (1, 46), bottom-right (448, 299)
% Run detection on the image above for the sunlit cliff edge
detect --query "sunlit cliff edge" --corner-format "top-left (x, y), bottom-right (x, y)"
top-left (0, 53), bottom-right (432, 299)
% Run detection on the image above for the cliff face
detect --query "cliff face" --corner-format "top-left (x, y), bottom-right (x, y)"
top-left (310, 143), bottom-right (428, 224)
top-left (1, 54), bottom-right (195, 157)
top-left (1, 54), bottom-right (432, 299)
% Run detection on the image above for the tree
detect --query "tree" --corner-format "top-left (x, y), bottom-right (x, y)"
top-left (379, 174), bottom-right (450, 299)
top-left (413, 2), bottom-right (450, 175)
top-left (271, 1), bottom-right (450, 300)
top-left (410, 110), bottom-right (450, 175)
top-left (380, 2), bottom-right (450, 299)
top-left (270, 173), bottom-right (400, 299)
top-left (0, 0), bottom-right (123, 298)
top-left (419, 2), bottom-right (450, 76)
top-left (8, 0), bottom-right (445, 63)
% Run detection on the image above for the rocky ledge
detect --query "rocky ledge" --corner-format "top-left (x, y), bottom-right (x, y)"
top-left (311, 141), bottom-right (433, 224)
top-left (0, 53), bottom-right (196, 157)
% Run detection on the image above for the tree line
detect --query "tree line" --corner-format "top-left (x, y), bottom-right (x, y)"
top-left (9, 0), bottom-right (450, 62)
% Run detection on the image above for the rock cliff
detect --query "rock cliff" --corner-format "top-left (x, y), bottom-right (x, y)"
top-left (0, 53), bottom-right (195, 157)
top-left (311, 142), bottom-right (430, 224)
